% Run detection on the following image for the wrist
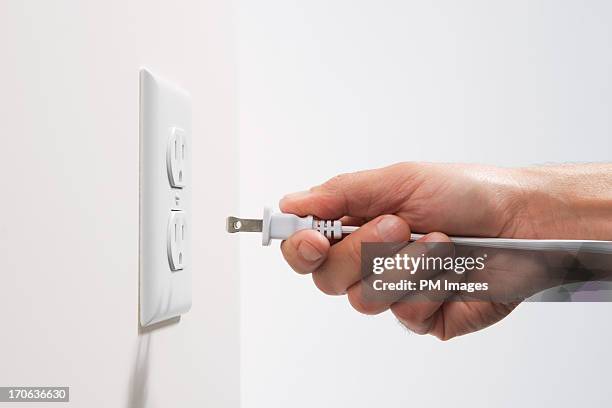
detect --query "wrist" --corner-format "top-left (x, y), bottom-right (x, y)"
top-left (512, 165), bottom-right (612, 240)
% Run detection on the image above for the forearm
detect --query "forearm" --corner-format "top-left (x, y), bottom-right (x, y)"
top-left (514, 164), bottom-right (612, 240)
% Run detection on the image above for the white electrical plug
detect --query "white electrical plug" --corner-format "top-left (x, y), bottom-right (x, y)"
top-left (227, 206), bottom-right (356, 246)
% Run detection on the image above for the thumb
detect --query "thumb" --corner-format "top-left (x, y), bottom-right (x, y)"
top-left (280, 163), bottom-right (416, 219)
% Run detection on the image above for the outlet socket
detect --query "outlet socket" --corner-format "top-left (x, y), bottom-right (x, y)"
top-left (167, 127), bottom-right (186, 188)
top-left (168, 210), bottom-right (187, 271)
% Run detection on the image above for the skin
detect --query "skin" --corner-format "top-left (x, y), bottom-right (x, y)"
top-left (280, 162), bottom-right (612, 340)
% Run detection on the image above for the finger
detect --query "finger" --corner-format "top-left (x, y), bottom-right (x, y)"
top-left (339, 216), bottom-right (366, 227)
top-left (392, 303), bottom-right (442, 335)
top-left (312, 215), bottom-right (410, 296)
top-left (347, 232), bottom-right (455, 316)
top-left (426, 301), bottom-right (520, 341)
top-left (387, 233), bottom-right (467, 334)
top-left (281, 229), bottom-right (330, 275)
top-left (390, 270), bottom-right (463, 335)
top-left (279, 163), bottom-right (417, 219)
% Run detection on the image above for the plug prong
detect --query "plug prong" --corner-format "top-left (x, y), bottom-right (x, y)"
top-left (226, 216), bottom-right (263, 233)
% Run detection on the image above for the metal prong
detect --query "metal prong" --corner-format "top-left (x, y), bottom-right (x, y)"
top-left (226, 216), bottom-right (263, 233)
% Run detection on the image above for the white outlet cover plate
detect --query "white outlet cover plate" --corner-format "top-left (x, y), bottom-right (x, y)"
top-left (139, 68), bottom-right (192, 327)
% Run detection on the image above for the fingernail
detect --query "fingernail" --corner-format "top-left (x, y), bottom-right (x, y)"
top-left (282, 190), bottom-right (311, 201)
top-left (376, 216), bottom-right (405, 242)
top-left (298, 241), bottom-right (323, 262)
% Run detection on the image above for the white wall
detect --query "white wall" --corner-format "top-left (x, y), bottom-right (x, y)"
top-left (237, 1), bottom-right (612, 407)
top-left (0, 1), bottom-right (239, 407)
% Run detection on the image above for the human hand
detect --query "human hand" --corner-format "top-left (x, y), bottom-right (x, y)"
top-left (280, 162), bottom-right (612, 340)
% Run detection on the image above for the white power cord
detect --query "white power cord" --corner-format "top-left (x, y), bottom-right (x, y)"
top-left (227, 207), bottom-right (612, 253)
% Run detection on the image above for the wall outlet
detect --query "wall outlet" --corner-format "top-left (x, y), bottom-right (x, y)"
top-left (168, 210), bottom-right (187, 271)
top-left (139, 68), bottom-right (192, 327)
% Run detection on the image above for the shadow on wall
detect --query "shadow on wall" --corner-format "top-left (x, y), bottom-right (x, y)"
top-left (127, 317), bottom-right (181, 408)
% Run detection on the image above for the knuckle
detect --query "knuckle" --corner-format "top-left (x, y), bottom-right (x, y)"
top-left (312, 272), bottom-right (344, 296)
top-left (293, 265), bottom-right (314, 275)
top-left (347, 289), bottom-right (381, 315)
top-left (391, 304), bottom-right (430, 326)
top-left (388, 161), bottom-right (419, 176)
top-left (390, 161), bottom-right (413, 171)
top-left (397, 320), bottom-right (424, 335)
top-left (321, 173), bottom-right (353, 193)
